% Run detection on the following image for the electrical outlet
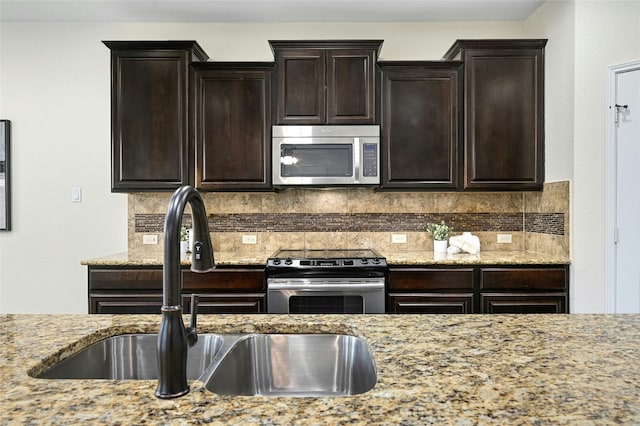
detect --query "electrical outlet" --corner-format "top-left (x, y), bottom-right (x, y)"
top-left (391, 233), bottom-right (407, 244)
top-left (497, 234), bottom-right (512, 244)
top-left (142, 234), bottom-right (158, 245)
top-left (242, 234), bottom-right (257, 244)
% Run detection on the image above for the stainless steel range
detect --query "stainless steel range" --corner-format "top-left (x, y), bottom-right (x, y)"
top-left (266, 249), bottom-right (387, 314)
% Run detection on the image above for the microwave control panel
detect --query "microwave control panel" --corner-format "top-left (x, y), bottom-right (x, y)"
top-left (362, 143), bottom-right (378, 177)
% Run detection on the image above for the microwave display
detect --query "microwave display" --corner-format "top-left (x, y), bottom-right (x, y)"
top-left (280, 144), bottom-right (353, 177)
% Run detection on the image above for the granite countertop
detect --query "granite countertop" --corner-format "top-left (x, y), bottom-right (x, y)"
top-left (80, 251), bottom-right (271, 267)
top-left (2, 314), bottom-right (638, 424)
top-left (81, 250), bottom-right (570, 267)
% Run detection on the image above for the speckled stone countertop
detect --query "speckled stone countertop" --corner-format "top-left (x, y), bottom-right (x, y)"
top-left (81, 250), bottom-right (570, 267)
top-left (383, 250), bottom-right (570, 265)
top-left (2, 314), bottom-right (637, 425)
top-left (80, 251), bottom-right (272, 267)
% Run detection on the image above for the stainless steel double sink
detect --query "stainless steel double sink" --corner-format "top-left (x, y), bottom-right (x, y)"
top-left (34, 333), bottom-right (377, 397)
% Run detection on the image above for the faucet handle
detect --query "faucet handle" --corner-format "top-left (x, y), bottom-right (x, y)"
top-left (187, 293), bottom-right (199, 347)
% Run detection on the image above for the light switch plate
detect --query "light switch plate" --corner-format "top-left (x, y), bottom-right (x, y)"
top-left (71, 187), bottom-right (82, 203)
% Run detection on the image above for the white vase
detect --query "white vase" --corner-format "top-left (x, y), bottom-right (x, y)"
top-left (433, 239), bottom-right (448, 253)
top-left (180, 241), bottom-right (189, 257)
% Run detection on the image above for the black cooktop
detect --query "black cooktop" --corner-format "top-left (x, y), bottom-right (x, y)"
top-left (271, 249), bottom-right (382, 260)
top-left (267, 249), bottom-right (386, 269)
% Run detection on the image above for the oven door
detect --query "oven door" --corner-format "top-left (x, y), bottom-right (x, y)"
top-left (267, 278), bottom-right (385, 314)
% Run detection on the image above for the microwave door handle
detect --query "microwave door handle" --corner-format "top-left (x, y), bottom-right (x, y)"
top-left (353, 137), bottom-right (360, 183)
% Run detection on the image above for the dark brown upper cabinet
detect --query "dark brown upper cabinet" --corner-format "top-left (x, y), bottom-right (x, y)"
top-left (444, 39), bottom-right (547, 191)
top-left (191, 63), bottom-right (273, 191)
top-left (104, 41), bottom-right (208, 192)
top-left (270, 40), bottom-right (383, 125)
top-left (379, 61), bottom-right (463, 190)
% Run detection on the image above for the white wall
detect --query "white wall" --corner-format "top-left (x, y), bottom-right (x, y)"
top-left (572, 0), bottom-right (640, 312)
top-left (525, 0), bottom-right (575, 184)
top-left (527, 0), bottom-right (640, 313)
top-left (1, 19), bottom-right (562, 313)
top-left (525, 1), bottom-right (577, 309)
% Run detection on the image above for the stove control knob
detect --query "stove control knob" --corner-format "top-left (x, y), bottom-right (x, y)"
top-left (361, 258), bottom-right (369, 265)
top-left (284, 258), bottom-right (293, 265)
top-left (272, 259), bottom-right (281, 266)
top-left (372, 258), bottom-right (381, 264)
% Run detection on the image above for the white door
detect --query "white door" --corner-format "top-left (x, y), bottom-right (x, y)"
top-left (607, 61), bottom-right (640, 313)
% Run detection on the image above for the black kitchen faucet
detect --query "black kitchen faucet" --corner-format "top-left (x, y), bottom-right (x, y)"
top-left (156, 185), bottom-right (215, 399)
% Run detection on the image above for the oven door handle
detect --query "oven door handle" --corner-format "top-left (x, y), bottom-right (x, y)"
top-left (267, 280), bottom-right (384, 293)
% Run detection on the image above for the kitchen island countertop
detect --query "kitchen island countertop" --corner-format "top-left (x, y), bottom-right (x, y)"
top-left (2, 313), bottom-right (637, 425)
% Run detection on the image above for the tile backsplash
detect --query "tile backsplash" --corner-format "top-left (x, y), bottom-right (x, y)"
top-left (128, 180), bottom-right (570, 259)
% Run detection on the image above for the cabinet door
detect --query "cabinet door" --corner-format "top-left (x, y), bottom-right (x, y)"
top-left (388, 293), bottom-right (474, 314)
top-left (479, 265), bottom-right (568, 314)
top-left (481, 293), bottom-right (566, 314)
top-left (461, 42), bottom-right (545, 190)
top-left (105, 41), bottom-right (207, 192)
top-left (275, 50), bottom-right (325, 124)
top-left (380, 63), bottom-right (462, 189)
top-left (193, 65), bottom-right (272, 191)
top-left (327, 50), bottom-right (376, 124)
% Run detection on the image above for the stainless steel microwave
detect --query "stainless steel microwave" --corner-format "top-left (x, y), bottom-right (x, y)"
top-left (272, 125), bottom-right (380, 186)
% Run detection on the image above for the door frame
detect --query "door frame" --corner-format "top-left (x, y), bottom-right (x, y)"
top-left (605, 59), bottom-right (640, 313)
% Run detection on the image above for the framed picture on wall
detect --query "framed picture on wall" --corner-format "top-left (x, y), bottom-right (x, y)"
top-left (1, 119), bottom-right (11, 231)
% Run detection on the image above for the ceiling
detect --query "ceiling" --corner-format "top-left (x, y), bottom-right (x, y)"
top-left (0, 0), bottom-right (545, 23)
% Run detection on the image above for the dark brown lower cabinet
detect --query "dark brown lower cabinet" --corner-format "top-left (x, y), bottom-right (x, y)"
top-left (88, 265), bottom-right (266, 314)
top-left (388, 267), bottom-right (475, 313)
top-left (481, 293), bottom-right (566, 314)
top-left (388, 264), bottom-right (569, 314)
top-left (183, 293), bottom-right (265, 314)
top-left (90, 294), bottom-right (163, 314)
top-left (388, 293), bottom-right (474, 314)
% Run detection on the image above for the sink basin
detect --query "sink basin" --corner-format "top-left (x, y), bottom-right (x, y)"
top-left (35, 333), bottom-right (223, 380)
top-left (34, 332), bottom-right (377, 397)
top-left (203, 334), bottom-right (377, 397)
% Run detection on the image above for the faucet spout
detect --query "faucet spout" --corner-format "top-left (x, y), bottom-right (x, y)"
top-left (155, 185), bottom-right (215, 399)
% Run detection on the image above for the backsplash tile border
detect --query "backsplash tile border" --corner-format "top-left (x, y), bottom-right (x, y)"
top-left (134, 212), bottom-right (563, 235)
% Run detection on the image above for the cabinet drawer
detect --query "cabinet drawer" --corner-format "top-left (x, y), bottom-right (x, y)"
top-left (388, 293), bottom-right (474, 314)
top-left (89, 293), bottom-right (163, 314)
top-left (389, 268), bottom-right (474, 290)
top-left (183, 293), bottom-right (265, 314)
top-left (480, 268), bottom-right (567, 291)
top-left (89, 268), bottom-right (163, 290)
top-left (182, 268), bottom-right (265, 291)
top-left (481, 293), bottom-right (566, 314)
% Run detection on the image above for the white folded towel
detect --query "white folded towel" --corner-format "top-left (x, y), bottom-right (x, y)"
top-left (449, 232), bottom-right (481, 255)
